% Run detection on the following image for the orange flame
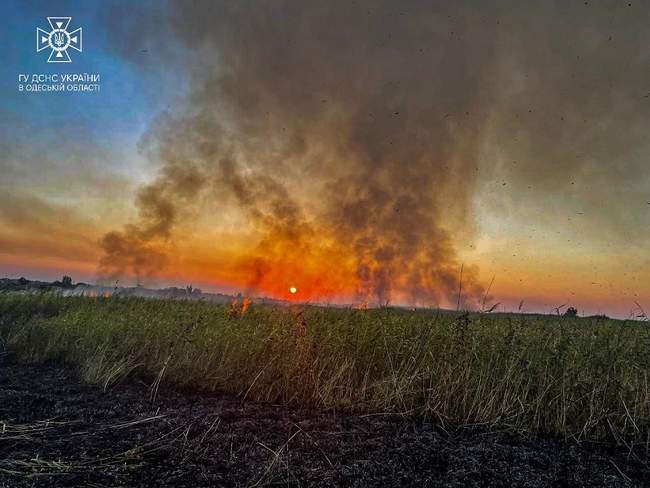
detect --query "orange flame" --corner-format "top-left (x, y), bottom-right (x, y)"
top-left (230, 297), bottom-right (239, 315)
top-left (230, 296), bottom-right (252, 316)
top-left (242, 296), bottom-right (251, 314)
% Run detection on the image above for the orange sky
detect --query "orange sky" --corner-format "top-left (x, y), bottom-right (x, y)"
top-left (2, 1), bottom-right (650, 318)
top-left (1, 192), bottom-right (647, 318)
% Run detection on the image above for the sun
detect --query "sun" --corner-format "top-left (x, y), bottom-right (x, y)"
top-left (289, 286), bottom-right (297, 294)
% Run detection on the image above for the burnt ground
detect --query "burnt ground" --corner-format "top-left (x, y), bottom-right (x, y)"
top-left (1, 352), bottom-right (649, 488)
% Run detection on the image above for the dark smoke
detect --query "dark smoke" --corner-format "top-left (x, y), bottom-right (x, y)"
top-left (99, 1), bottom-right (501, 304)
top-left (104, 1), bottom-right (650, 305)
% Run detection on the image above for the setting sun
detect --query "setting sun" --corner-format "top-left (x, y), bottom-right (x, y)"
top-left (289, 286), bottom-right (297, 294)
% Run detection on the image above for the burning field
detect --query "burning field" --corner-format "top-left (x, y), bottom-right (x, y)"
top-left (3, 0), bottom-right (650, 485)
top-left (2, 293), bottom-right (650, 485)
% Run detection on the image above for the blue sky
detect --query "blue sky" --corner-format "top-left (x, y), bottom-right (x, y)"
top-left (0, 0), bottom-right (189, 283)
top-left (1, 0), bottom-right (184, 176)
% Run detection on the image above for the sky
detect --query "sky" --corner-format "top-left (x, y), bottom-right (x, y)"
top-left (1, 0), bottom-right (649, 318)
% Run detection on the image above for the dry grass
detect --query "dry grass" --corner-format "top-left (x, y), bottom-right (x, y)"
top-left (1, 293), bottom-right (650, 442)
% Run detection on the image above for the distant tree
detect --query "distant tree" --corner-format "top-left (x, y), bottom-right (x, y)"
top-left (563, 307), bottom-right (578, 318)
top-left (62, 275), bottom-right (73, 287)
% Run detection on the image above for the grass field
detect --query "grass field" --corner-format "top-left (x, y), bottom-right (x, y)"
top-left (1, 293), bottom-right (649, 443)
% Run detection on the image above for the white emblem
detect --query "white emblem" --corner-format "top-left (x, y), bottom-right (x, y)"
top-left (36, 17), bottom-right (82, 63)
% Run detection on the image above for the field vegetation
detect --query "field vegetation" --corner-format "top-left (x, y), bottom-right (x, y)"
top-left (1, 293), bottom-right (649, 444)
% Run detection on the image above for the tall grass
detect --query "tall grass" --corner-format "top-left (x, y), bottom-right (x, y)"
top-left (1, 293), bottom-right (649, 442)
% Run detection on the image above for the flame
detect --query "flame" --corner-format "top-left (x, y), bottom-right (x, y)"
top-left (230, 296), bottom-right (252, 315)
top-left (241, 296), bottom-right (251, 313)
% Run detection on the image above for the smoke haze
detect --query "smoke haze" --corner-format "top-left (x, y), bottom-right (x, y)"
top-left (99, 0), bottom-right (650, 307)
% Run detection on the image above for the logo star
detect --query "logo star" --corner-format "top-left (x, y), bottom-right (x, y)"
top-left (36, 17), bottom-right (82, 63)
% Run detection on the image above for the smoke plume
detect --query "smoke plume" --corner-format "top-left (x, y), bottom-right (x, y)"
top-left (108, 0), bottom-right (650, 305)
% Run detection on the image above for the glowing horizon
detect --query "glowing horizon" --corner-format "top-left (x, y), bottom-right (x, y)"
top-left (2, 1), bottom-right (649, 319)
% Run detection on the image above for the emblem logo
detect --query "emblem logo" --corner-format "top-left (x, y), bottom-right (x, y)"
top-left (36, 17), bottom-right (82, 63)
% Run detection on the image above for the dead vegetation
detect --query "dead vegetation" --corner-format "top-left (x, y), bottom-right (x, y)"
top-left (1, 294), bottom-right (650, 445)
top-left (2, 357), bottom-right (648, 487)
